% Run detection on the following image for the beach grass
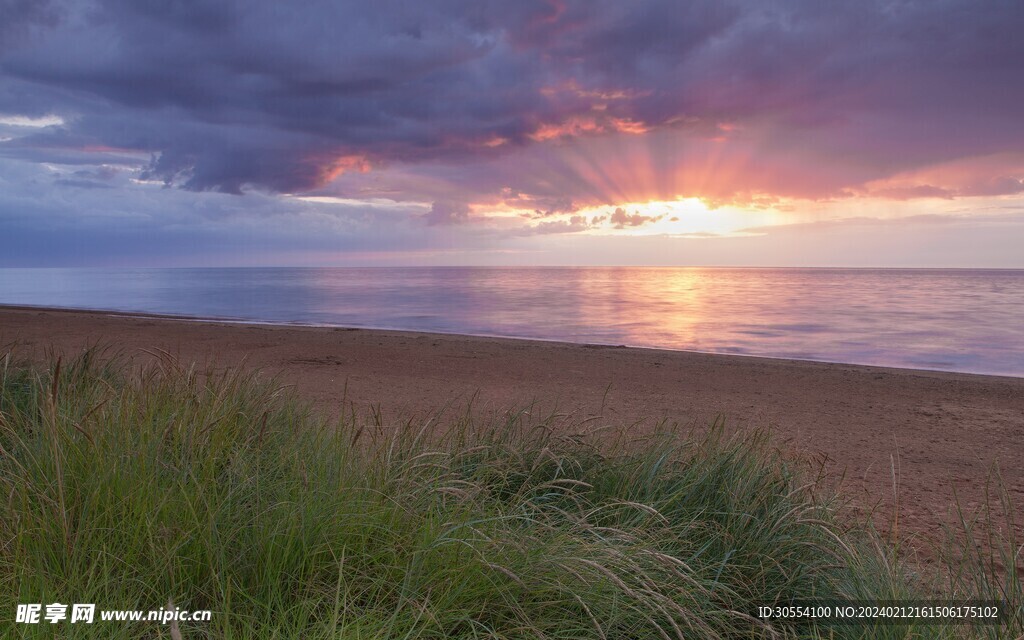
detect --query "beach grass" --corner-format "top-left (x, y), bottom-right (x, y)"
top-left (0, 348), bottom-right (1019, 638)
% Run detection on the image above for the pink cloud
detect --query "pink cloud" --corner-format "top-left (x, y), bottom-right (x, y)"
top-left (864, 154), bottom-right (1024, 199)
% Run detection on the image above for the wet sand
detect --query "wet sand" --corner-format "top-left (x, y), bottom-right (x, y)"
top-left (2, 305), bottom-right (1022, 540)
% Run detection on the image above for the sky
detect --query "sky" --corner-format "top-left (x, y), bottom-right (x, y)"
top-left (1, 0), bottom-right (1023, 267)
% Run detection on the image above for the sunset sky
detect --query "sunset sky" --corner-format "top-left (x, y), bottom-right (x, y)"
top-left (2, 0), bottom-right (1023, 267)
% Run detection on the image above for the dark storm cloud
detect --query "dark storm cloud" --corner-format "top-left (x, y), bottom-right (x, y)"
top-left (0, 0), bottom-right (60, 52)
top-left (1, 0), bottom-right (1023, 197)
top-left (0, 155), bottom-right (451, 266)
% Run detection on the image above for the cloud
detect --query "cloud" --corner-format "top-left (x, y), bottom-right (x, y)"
top-left (610, 207), bottom-right (661, 228)
top-left (962, 176), bottom-right (1024, 197)
top-left (0, 0), bottom-right (60, 53)
top-left (2, 0), bottom-right (1024, 268)
top-left (737, 212), bottom-right (1024, 236)
top-left (0, 155), bottom-right (482, 266)
top-left (518, 214), bottom-right (595, 235)
top-left (423, 200), bottom-right (471, 226)
top-left (0, 113), bottom-right (63, 127)
top-left (1, 0), bottom-right (1022, 202)
top-left (869, 185), bottom-right (954, 200)
top-left (863, 153), bottom-right (1024, 200)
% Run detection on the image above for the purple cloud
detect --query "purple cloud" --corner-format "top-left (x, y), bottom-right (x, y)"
top-left (423, 201), bottom-right (471, 226)
top-left (0, 0), bottom-right (1022, 206)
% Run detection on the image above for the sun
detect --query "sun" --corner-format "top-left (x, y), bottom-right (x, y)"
top-left (583, 198), bottom-right (779, 237)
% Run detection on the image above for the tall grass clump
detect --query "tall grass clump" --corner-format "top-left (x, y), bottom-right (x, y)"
top-left (0, 348), bottom-right (1017, 638)
top-left (939, 482), bottom-right (1022, 639)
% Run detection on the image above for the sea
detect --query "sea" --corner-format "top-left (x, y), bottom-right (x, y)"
top-left (0, 267), bottom-right (1021, 377)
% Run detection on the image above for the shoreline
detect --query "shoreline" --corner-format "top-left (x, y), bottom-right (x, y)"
top-left (2, 303), bottom-right (1018, 382)
top-left (2, 303), bottom-right (1022, 540)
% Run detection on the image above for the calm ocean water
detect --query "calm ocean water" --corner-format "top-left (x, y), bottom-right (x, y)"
top-left (1, 267), bottom-right (1022, 376)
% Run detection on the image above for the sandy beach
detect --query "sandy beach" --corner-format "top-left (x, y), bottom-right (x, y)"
top-left (2, 304), bottom-right (1022, 541)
